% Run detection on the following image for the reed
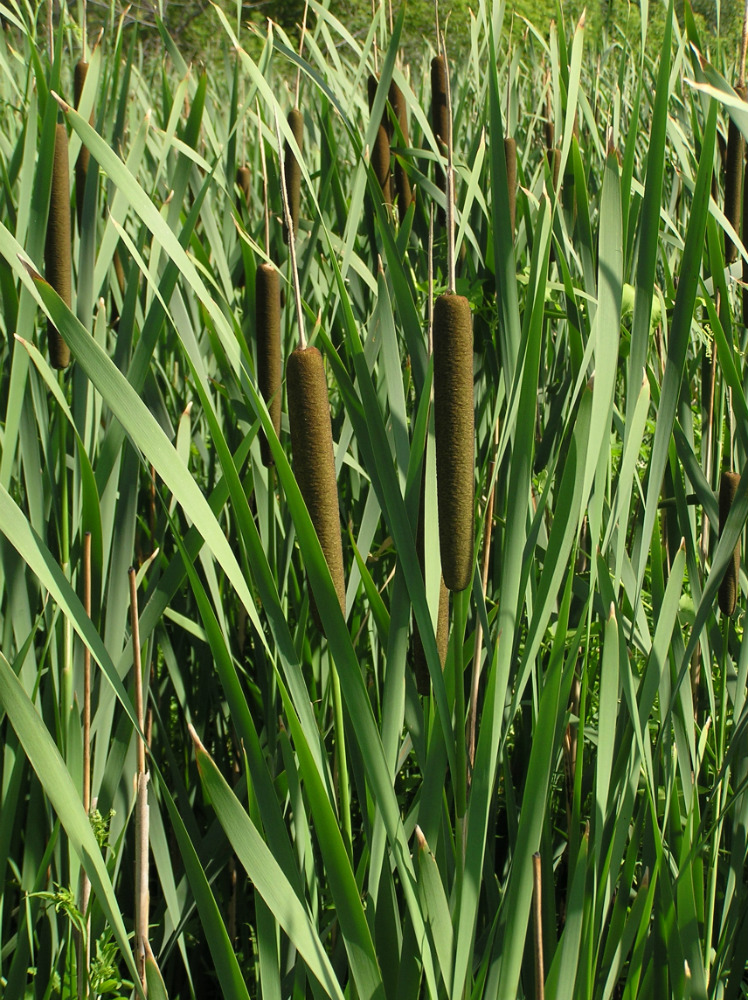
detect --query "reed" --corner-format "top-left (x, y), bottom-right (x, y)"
top-left (718, 470), bottom-right (741, 617)
top-left (45, 121), bottom-right (72, 369)
top-left (283, 107), bottom-right (303, 244)
top-left (255, 262), bottom-right (281, 466)
top-left (431, 55), bottom-right (448, 224)
top-left (433, 292), bottom-right (474, 592)
top-left (286, 346), bottom-right (346, 625)
top-left (724, 85), bottom-right (745, 264)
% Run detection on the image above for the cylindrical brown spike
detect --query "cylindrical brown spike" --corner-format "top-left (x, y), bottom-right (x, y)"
top-left (46, 122), bottom-right (71, 370)
top-left (431, 55), bottom-right (448, 225)
top-left (367, 73), bottom-right (378, 115)
top-left (283, 107), bottom-right (304, 245)
top-left (371, 124), bottom-right (392, 206)
top-left (433, 293), bottom-right (474, 592)
top-left (255, 263), bottom-right (281, 467)
top-left (719, 470), bottom-right (741, 616)
top-left (724, 85), bottom-right (745, 265)
top-left (236, 165), bottom-right (251, 207)
top-left (286, 346), bottom-right (346, 628)
top-left (74, 59), bottom-right (90, 228)
top-left (544, 118), bottom-right (555, 154)
top-left (504, 136), bottom-right (517, 239)
top-left (547, 147), bottom-right (561, 191)
top-left (389, 79), bottom-right (413, 222)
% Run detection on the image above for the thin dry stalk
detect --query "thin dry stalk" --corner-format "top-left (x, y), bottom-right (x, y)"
top-left (441, 30), bottom-right (455, 293)
top-left (129, 568), bottom-right (149, 989)
top-left (294, 0), bottom-right (309, 107)
top-left (533, 853), bottom-right (545, 1000)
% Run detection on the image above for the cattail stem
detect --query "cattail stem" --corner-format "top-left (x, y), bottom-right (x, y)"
top-left (441, 31), bottom-right (456, 293)
top-left (255, 263), bottom-right (282, 466)
top-left (331, 660), bottom-right (352, 859)
top-left (467, 419), bottom-right (498, 774)
top-left (257, 100), bottom-right (270, 256)
top-left (533, 853), bottom-right (545, 1000)
top-left (129, 568), bottom-right (149, 988)
top-left (718, 470), bottom-right (741, 616)
top-left (83, 531), bottom-right (92, 814)
top-left (77, 531), bottom-right (92, 1000)
top-left (294, 0), bottom-right (309, 107)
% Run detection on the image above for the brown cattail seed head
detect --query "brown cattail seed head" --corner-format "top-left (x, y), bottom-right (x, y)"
top-left (547, 147), bottom-right (561, 191)
top-left (724, 85), bottom-right (745, 264)
top-left (431, 55), bottom-right (448, 224)
top-left (255, 263), bottom-right (281, 466)
top-left (283, 107), bottom-right (304, 244)
top-left (286, 346), bottom-right (346, 628)
top-left (367, 73), bottom-right (378, 115)
top-left (236, 165), bottom-right (251, 207)
top-left (74, 59), bottom-right (90, 227)
top-left (433, 293), bottom-right (474, 591)
top-left (372, 124), bottom-right (392, 206)
top-left (719, 470), bottom-right (741, 616)
top-left (389, 79), bottom-right (412, 222)
top-left (46, 122), bottom-right (72, 369)
top-left (504, 136), bottom-right (517, 239)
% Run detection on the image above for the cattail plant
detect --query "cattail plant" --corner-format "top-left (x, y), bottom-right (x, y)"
top-left (432, 56), bottom-right (474, 592)
top-left (275, 109), bottom-right (345, 627)
top-left (433, 293), bottom-right (474, 591)
top-left (388, 78), bottom-right (412, 220)
top-left (255, 263), bottom-right (281, 466)
top-left (282, 108), bottom-right (303, 244)
top-left (431, 54), bottom-right (448, 224)
top-left (236, 164), bottom-right (251, 207)
top-left (282, 3), bottom-right (309, 246)
top-left (367, 73), bottom-right (393, 209)
top-left (256, 110), bottom-right (281, 467)
top-left (718, 470), bottom-right (741, 616)
top-left (73, 58), bottom-right (90, 228)
top-left (723, 87), bottom-right (744, 265)
top-left (45, 121), bottom-right (72, 369)
top-left (286, 346), bottom-right (346, 620)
